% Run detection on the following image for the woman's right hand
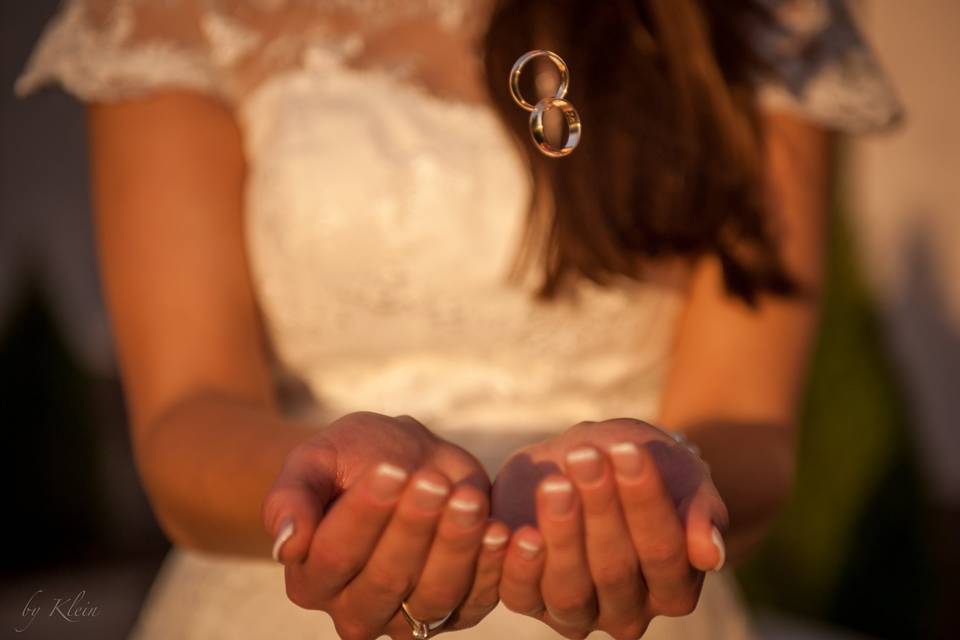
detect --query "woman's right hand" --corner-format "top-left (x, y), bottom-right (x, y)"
top-left (262, 411), bottom-right (511, 639)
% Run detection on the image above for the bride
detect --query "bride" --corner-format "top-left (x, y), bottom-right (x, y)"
top-left (16, 0), bottom-right (900, 638)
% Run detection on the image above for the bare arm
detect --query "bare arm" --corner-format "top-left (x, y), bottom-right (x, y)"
top-left (87, 93), bottom-right (513, 635)
top-left (87, 91), bottom-right (313, 557)
top-left (657, 113), bottom-right (831, 565)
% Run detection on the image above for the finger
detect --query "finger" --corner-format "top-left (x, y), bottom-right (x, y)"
top-left (535, 474), bottom-right (597, 630)
top-left (498, 526), bottom-right (546, 619)
top-left (339, 468), bottom-right (451, 634)
top-left (564, 446), bottom-right (643, 629)
top-left (679, 481), bottom-right (729, 573)
top-left (297, 461), bottom-right (408, 598)
top-left (383, 610), bottom-right (417, 640)
top-left (608, 442), bottom-right (699, 617)
top-left (403, 484), bottom-right (489, 621)
top-left (449, 520), bottom-right (512, 629)
top-left (262, 443), bottom-right (338, 564)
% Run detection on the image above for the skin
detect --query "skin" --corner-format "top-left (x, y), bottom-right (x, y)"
top-left (492, 420), bottom-right (725, 639)
top-left (87, 85), bottom-right (827, 639)
top-left (659, 112), bottom-right (829, 565)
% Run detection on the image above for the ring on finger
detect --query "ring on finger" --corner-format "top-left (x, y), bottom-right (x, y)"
top-left (400, 601), bottom-right (453, 639)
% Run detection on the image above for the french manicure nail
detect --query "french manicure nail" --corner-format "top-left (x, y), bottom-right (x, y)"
top-left (449, 496), bottom-right (481, 527)
top-left (369, 462), bottom-right (408, 501)
top-left (566, 447), bottom-right (603, 483)
top-left (483, 531), bottom-right (509, 549)
top-left (711, 526), bottom-right (726, 572)
top-left (517, 537), bottom-right (542, 560)
top-left (542, 478), bottom-right (574, 515)
top-left (413, 477), bottom-right (449, 510)
top-left (608, 441), bottom-right (643, 478)
top-left (271, 518), bottom-right (294, 563)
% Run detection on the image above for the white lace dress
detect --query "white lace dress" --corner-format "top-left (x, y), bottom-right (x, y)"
top-left (15, 1), bottom-right (901, 638)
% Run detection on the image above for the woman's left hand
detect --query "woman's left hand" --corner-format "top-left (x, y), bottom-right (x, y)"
top-left (490, 418), bottom-right (728, 639)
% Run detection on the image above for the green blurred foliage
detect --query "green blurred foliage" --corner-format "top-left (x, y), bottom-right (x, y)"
top-left (737, 169), bottom-right (934, 637)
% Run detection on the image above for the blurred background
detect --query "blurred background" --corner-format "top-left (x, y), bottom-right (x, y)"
top-left (2, 1), bottom-right (957, 638)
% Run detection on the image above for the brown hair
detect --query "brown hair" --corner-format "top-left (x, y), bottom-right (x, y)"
top-left (483, 0), bottom-right (795, 305)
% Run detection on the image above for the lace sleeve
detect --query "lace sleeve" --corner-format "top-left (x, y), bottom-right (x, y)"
top-left (14, 0), bottom-right (231, 104)
top-left (749, 0), bottom-right (904, 133)
top-left (14, 0), bottom-right (490, 108)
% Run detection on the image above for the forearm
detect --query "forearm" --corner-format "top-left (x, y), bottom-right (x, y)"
top-left (134, 391), bottom-right (315, 557)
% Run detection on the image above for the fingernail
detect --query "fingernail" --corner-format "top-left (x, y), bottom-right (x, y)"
top-left (566, 447), bottom-right (603, 483)
top-left (271, 518), bottom-right (294, 563)
top-left (608, 442), bottom-right (644, 478)
top-left (369, 462), bottom-right (408, 501)
top-left (483, 531), bottom-right (509, 550)
top-left (413, 477), bottom-right (449, 511)
top-left (541, 478), bottom-right (573, 516)
top-left (711, 526), bottom-right (726, 572)
top-left (516, 537), bottom-right (542, 560)
top-left (449, 496), bottom-right (481, 527)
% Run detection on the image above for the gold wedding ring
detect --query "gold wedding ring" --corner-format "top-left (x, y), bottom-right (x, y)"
top-left (509, 49), bottom-right (581, 157)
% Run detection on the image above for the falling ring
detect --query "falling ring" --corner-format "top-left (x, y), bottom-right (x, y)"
top-left (509, 49), bottom-right (570, 112)
top-left (529, 97), bottom-right (582, 158)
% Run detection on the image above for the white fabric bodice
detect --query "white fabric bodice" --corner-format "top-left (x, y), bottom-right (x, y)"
top-left (241, 52), bottom-right (684, 440)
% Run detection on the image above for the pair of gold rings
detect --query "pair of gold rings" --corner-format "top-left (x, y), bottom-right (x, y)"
top-left (509, 50), bottom-right (582, 158)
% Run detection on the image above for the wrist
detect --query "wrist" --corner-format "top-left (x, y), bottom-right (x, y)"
top-left (137, 395), bottom-right (318, 556)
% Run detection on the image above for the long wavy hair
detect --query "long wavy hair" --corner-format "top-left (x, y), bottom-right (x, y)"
top-left (483, 0), bottom-right (795, 305)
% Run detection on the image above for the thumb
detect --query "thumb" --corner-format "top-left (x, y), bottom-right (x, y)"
top-left (678, 480), bottom-right (729, 573)
top-left (262, 442), bottom-right (338, 564)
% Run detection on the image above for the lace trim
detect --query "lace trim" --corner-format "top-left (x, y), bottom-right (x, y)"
top-left (15, 0), bottom-right (225, 102)
top-left (14, 0), bottom-right (488, 106)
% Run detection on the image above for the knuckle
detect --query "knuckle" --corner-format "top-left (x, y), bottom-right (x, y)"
top-left (414, 583), bottom-right (464, 613)
top-left (498, 594), bottom-right (521, 613)
top-left (340, 411), bottom-right (390, 433)
top-left (501, 594), bottom-right (538, 616)
top-left (334, 619), bottom-right (372, 640)
top-left (393, 414), bottom-right (422, 427)
top-left (288, 442), bottom-right (336, 472)
top-left (440, 447), bottom-right (488, 481)
top-left (468, 584), bottom-right (500, 612)
top-left (364, 565), bottom-right (414, 598)
top-left (656, 590), bottom-right (699, 617)
top-left (311, 543), bottom-right (354, 579)
top-left (642, 541), bottom-right (687, 570)
top-left (610, 417), bottom-right (650, 429)
top-left (392, 413), bottom-right (429, 434)
top-left (547, 590), bottom-right (594, 623)
top-left (611, 618), bottom-right (650, 640)
top-left (342, 410), bottom-right (378, 423)
top-left (284, 577), bottom-right (315, 610)
top-left (559, 629), bottom-right (590, 640)
top-left (260, 489), bottom-right (286, 529)
top-left (592, 562), bottom-right (635, 589)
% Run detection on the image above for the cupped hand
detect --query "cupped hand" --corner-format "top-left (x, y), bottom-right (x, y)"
top-left (491, 418), bottom-right (727, 639)
top-left (263, 411), bottom-right (511, 639)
